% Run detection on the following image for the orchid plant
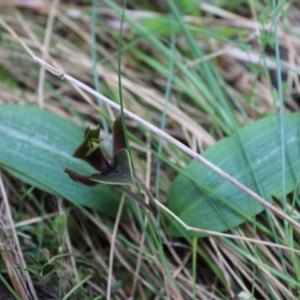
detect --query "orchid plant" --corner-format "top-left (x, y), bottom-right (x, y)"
top-left (64, 115), bottom-right (158, 215)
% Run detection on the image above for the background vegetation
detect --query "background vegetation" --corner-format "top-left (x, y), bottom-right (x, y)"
top-left (0, 0), bottom-right (300, 299)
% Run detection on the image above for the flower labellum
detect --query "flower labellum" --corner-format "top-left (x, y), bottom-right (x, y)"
top-left (64, 115), bottom-right (158, 215)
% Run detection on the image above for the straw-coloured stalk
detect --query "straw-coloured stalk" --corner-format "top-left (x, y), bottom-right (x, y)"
top-left (0, 228), bottom-right (29, 300)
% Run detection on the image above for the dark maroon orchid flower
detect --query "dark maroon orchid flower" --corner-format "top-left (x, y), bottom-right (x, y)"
top-left (64, 115), bottom-right (158, 215)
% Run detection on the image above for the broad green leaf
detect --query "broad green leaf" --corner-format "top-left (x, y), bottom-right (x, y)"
top-left (0, 104), bottom-right (122, 217)
top-left (166, 114), bottom-right (300, 237)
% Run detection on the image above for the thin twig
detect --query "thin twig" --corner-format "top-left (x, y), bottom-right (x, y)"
top-left (155, 200), bottom-right (300, 254)
top-left (131, 134), bottom-right (153, 299)
top-left (106, 194), bottom-right (125, 300)
top-left (37, 0), bottom-right (60, 108)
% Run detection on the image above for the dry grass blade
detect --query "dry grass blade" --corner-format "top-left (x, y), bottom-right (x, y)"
top-left (37, 0), bottom-right (60, 108)
top-left (0, 175), bottom-right (37, 300)
top-left (0, 226), bottom-right (29, 300)
top-left (107, 194), bottom-right (125, 300)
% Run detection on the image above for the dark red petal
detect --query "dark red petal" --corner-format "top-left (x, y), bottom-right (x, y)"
top-left (64, 168), bottom-right (98, 186)
top-left (85, 147), bottom-right (112, 175)
top-left (73, 125), bottom-right (112, 174)
top-left (113, 114), bottom-right (127, 157)
top-left (90, 149), bottom-right (134, 185)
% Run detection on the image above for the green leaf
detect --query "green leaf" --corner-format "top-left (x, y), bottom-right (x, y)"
top-left (90, 149), bottom-right (134, 185)
top-left (166, 114), bottom-right (300, 237)
top-left (112, 280), bottom-right (122, 293)
top-left (140, 16), bottom-right (181, 36)
top-left (41, 263), bottom-right (55, 277)
top-left (74, 258), bottom-right (98, 271)
top-left (73, 125), bottom-right (101, 158)
top-left (0, 104), bottom-right (122, 217)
